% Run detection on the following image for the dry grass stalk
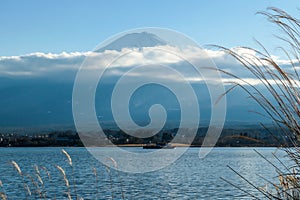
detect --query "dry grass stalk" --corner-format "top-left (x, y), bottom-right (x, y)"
top-left (107, 157), bottom-right (117, 168)
top-left (26, 174), bottom-right (43, 198)
top-left (34, 165), bottom-right (40, 175)
top-left (40, 166), bottom-right (51, 180)
top-left (106, 157), bottom-right (125, 200)
top-left (56, 165), bottom-right (69, 187)
top-left (0, 181), bottom-right (6, 200)
top-left (61, 149), bottom-right (78, 199)
top-left (67, 192), bottom-right (72, 200)
top-left (34, 165), bottom-right (46, 199)
top-left (25, 183), bottom-right (31, 196)
top-left (11, 161), bottom-right (22, 176)
top-left (0, 193), bottom-right (7, 200)
top-left (93, 167), bottom-right (99, 200)
top-left (36, 173), bottom-right (43, 186)
top-left (10, 161), bottom-right (31, 199)
top-left (218, 7), bottom-right (300, 199)
top-left (106, 166), bottom-right (114, 200)
top-left (56, 165), bottom-right (71, 199)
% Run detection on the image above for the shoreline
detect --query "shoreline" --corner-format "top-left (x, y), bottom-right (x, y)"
top-left (0, 144), bottom-right (284, 148)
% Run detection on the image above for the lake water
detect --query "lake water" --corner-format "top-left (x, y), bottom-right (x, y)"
top-left (0, 147), bottom-right (288, 199)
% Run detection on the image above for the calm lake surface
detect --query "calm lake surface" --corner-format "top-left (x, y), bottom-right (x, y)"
top-left (0, 147), bottom-right (288, 199)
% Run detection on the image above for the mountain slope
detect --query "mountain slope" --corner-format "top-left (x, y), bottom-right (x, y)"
top-left (96, 32), bottom-right (167, 52)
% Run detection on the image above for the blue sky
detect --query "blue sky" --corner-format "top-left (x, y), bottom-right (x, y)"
top-left (0, 0), bottom-right (299, 56)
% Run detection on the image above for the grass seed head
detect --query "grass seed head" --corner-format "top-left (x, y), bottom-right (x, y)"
top-left (11, 161), bottom-right (22, 175)
top-left (62, 149), bottom-right (72, 166)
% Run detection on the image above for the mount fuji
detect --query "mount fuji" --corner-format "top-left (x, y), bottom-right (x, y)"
top-left (0, 32), bottom-right (267, 131)
top-left (96, 32), bottom-right (167, 52)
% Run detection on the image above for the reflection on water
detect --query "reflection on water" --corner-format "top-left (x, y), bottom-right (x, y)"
top-left (0, 147), bottom-right (287, 199)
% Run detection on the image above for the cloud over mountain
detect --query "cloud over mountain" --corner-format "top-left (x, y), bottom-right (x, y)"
top-left (0, 47), bottom-right (296, 91)
top-left (0, 32), bottom-right (295, 128)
